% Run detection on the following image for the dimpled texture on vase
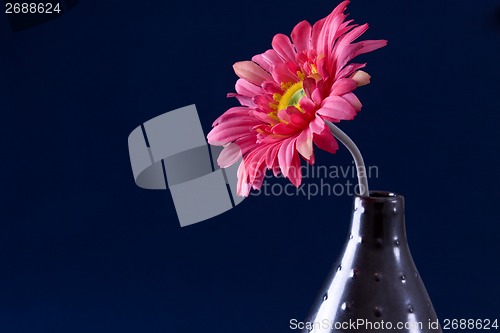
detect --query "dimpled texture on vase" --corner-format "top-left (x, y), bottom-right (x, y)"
top-left (303, 192), bottom-right (442, 333)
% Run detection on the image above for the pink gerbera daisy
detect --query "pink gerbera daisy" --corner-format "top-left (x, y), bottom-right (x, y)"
top-left (207, 0), bottom-right (387, 196)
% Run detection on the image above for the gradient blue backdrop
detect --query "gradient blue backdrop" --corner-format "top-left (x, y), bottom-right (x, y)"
top-left (1, 0), bottom-right (499, 332)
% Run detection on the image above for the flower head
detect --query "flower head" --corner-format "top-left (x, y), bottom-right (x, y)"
top-left (207, 0), bottom-right (387, 196)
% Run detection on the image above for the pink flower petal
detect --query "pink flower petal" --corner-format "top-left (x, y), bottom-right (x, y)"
top-left (296, 128), bottom-right (313, 160)
top-left (311, 79), bottom-right (329, 105)
top-left (207, 118), bottom-right (260, 144)
top-left (235, 135), bottom-right (258, 155)
top-left (266, 143), bottom-right (280, 169)
top-left (235, 79), bottom-right (264, 97)
top-left (342, 92), bottom-right (362, 111)
top-left (289, 111), bottom-right (310, 128)
top-left (212, 106), bottom-right (250, 126)
top-left (302, 77), bottom-right (317, 99)
top-left (350, 70), bottom-right (371, 86)
top-left (287, 149), bottom-right (302, 187)
top-left (330, 77), bottom-right (357, 96)
top-left (233, 61), bottom-right (272, 86)
top-left (277, 108), bottom-right (292, 123)
top-left (262, 81), bottom-right (282, 95)
top-left (251, 163), bottom-right (267, 189)
top-left (250, 109), bottom-right (277, 124)
top-left (331, 24), bottom-right (368, 66)
top-left (335, 19), bottom-right (356, 39)
top-left (227, 93), bottom-right (255, 107)
top-left (272, 34), bottom-right (297, 63)
top-left (298, 96), bottom-right (316, 114)
top-left (309, 115), bottom-right (325, 134)
top-left (335, 39), bottom-right (387, 71)
top-left (278, 138), bottom-right (296, 177)
top-left (316, 55), bottom-right (329, 80)
top-left (237, 161), bottom-right (251, 196)
top-left (311, 16), bottom-right (326, 50)
top-left (251, 53), bottom-right (271, 72)
top-left (337, 62), bottom-right (366, 79)
top-left (270, 63), bottom-right (298, 86)
top-left (217, 143), bottom-right (242, 168)
top-left (354, 39), bottom-right (388, 58)
top-left (272, 164), bottom-right (280, 177)
top-left (313, 126), bottom-right (339, 154)
top-left (272, 123), bottom-right (299, 136)
top-left (291, 20), bottom-right (312, 54)
top-left (318, 96), bottom-right (357, 120)
top-left (261, 49), bottom-right (284, 66)
top-left (317, 0), bottom-right (350, 61)
top-left (253, 94), bottom-right (275, 111)
top-left (247, 148), bottom-right (268, 185)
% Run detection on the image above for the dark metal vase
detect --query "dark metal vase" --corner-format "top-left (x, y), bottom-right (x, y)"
top-left (303, 191), bottom-right (441, 333)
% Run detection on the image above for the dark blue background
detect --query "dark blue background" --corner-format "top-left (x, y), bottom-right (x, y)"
top-left (1, 0), bottom-right (499, 332)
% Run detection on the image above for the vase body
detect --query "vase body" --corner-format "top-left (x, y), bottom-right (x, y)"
top-left (303, 191), bottom-right (441, 333)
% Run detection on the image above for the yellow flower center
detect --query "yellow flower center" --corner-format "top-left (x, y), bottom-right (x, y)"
top-left (268, 71), bottom-right (309, 123)
top-left (278, 81), bottom-right (305, 112)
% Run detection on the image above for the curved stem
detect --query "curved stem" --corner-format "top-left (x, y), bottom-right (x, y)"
top-left (325, 121), bottom-right (369, 197)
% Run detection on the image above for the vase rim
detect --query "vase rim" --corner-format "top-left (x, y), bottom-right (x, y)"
top-left (356, 190), bottom-right (403, 201)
